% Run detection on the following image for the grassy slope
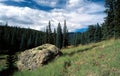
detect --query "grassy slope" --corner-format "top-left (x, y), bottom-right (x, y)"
top-left (0, 55), bottom-right (8, 71)
top-left (14, 39), bottom-right (120, 76)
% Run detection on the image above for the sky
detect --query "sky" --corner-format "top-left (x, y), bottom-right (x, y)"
top-left (0, 0), bottom-right (106, 32)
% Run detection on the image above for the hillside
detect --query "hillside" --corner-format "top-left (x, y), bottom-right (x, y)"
top-left (13, 39), bottom-right (120, 76)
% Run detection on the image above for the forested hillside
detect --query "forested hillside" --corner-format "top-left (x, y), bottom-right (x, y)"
top-left (0, 20), bottom-right (69, 53)
top-left (0, 22), bottom-right (105, 54)
top-left (0, 25), bottom-right (44, 53)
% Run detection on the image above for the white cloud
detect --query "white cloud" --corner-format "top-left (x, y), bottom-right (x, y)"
top-left (0, 3), bottom-right (46, 30)
top-left (0, 0), bottom-right (106, 32)
top-left (0, 0), bottom-right (24, 2)
top-left (67, 0), bottom-right (85, 8)
top-left (12, 0), bottom-right (24, 2)
top-left (33, 0), bottom-right (57, 7)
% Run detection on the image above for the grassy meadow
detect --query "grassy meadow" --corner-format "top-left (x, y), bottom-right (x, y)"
top-left (1, 39), bottom-right (120, 76)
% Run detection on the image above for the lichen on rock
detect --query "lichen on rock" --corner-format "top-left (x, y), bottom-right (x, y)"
top-left (17, 44), bottom-right (62, 70)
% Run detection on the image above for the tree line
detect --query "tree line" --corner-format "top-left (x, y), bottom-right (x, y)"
top-left (0, 25), bottom-right (44, 53)
top-left (0, 20), bottom-right (68, 53)
top-left (44, 20), bottom-right (68, 49)
top-left (71, 0), bottom-right (120, 46)
top-left (70, 23), bottom-right (102, 46)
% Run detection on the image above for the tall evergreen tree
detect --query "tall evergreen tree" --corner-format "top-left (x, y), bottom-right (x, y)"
top-left (53, 28), bottom-right (56, 45)
top-left (81, 32), bottom-right (86, 45)
top-left (48, 21), bottom-right (52, 44)
top-left (35, 33), bottom-right (38, 46)
top-left (11, 29), bottom-right (15, 50)
top-left (0, 28), bottom-right (2, 50)
top-left (19, 34), bottom-right (25, 50)
top-left (94, 23), bottom-right (102, 42)
top-left (101, 23), bottom-right (107, 40)
top-left (45, 26), bottom-right (49, 43)
top-left (45, 21), bottom-right (52, 44)
top-left (103, 0), bottom-right (115, 39)
top-left (5, 21), bottom-right (8, 26)
top-left (27, 35), bottom-right (32, 48)
top-left (73, 33), bottom-right (78, 46)
top-left (114, 0), bottom-right (120, 38)
top-left (63, 20), bottom-right (68, 47)
top-left (87, 25), bottom-right (95, 43)
top-left (56, 23), bottom-right (63, 48)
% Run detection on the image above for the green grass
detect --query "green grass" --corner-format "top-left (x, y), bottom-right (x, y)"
top-left (13, 39), bottom-right (120, 76)
top-left (0, 54), bottom-right (8, 71)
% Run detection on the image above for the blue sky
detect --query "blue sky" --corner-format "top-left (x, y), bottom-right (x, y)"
top-left (0, 0), bottom-right (106, 32)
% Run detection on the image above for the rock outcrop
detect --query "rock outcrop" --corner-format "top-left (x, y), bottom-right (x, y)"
top-left (17, 44), bottom-right (62, 70)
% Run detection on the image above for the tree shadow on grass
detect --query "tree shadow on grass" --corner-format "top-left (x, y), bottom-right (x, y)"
top-left (63, 45), bottom-right (99, 57)
top-left (0, 53), bottom-right (18, 76)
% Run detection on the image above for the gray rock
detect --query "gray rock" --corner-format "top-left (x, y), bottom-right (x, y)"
top-left (17, 44), bottom-right (62, 70)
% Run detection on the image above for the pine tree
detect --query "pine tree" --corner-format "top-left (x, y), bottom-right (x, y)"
top-left (27, 35), bottom-right (32, 48)
top-left (73, 33), bottom-right (78, 46)
top-left (45, 21), bottom-right (52, 44)
top-left (11, 29), bottom-right (15, 50)
top-left (48, 21), bottom-right (52, 44)
top-left (101, 23), bottom-right (108, 40)
top-left (103, 0), bottom-right (115, 39)
top-left (63, 20), bottom-right (68, 47)
top-left (35, 33), bottom-right (38, 46)
top-left (87, 25), bottom-right (95, 43)
top-left (53, 28), bottom-right (56, 45)
top-left (114, 0), bottom-right (120, 38)
top-left (81, 32), bottom-right (86, 45)
top-left (19, 34), bottom-right (25, 50)
top-left (94, 23), bottom-right (102, 42)
top-left (5, 21), bottom-right (8, 26)
top-left (56, 23), bottom-right (63, 49)
top-left (45, 26), bottom-right (49, 43)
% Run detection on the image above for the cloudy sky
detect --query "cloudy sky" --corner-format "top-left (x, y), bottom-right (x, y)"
top-left (0, 0), bottom-right (106, 32)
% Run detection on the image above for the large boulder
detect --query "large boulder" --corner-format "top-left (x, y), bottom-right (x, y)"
top-left (17, 44), bottom-right (62, 70)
